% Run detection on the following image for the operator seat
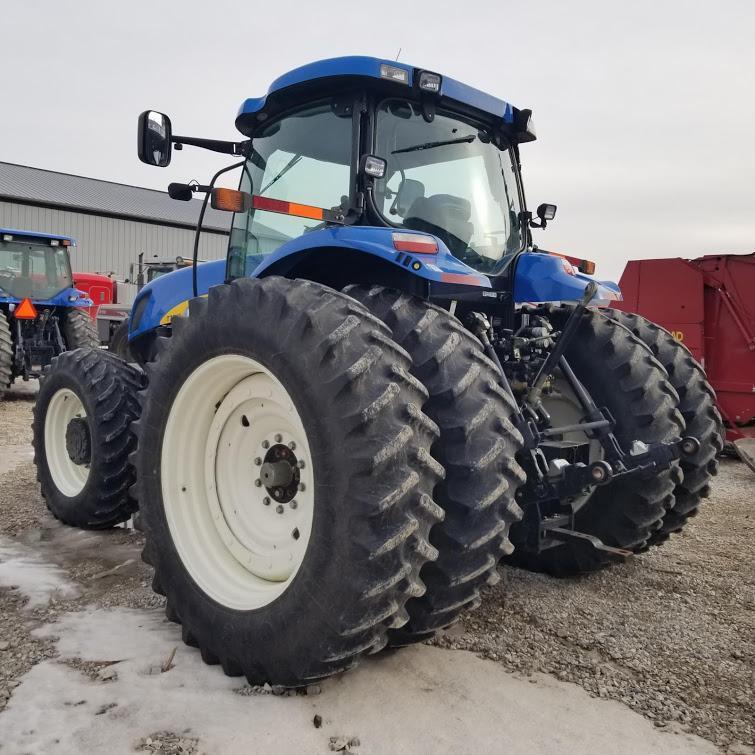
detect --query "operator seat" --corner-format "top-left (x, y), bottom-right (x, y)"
top-left (404, 194), bottom-right (474, 257)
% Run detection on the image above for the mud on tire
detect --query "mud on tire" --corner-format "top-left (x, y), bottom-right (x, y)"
top-left (33, 348), bottom-right (142, 528)
top-left (509, 306), bottom-right (685, 576)
top-left (345, 286), bottom-right (525, 646)
top-left (607, 311), bottom-right (723, 545)
top-left (134, 277), bottom-right (445, 686)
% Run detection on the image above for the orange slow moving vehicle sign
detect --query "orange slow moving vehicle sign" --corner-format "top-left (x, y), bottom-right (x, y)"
top-left (14, 298), bottom-right (38, 319)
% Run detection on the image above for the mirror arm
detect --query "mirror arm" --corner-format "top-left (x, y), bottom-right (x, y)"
top-left (172, 135), bottom-right (250, 156)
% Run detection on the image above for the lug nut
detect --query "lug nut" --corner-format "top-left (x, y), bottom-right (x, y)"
top-left (297, 460), bottom-right (306, 469)
top-left (254, 457), bottom-right (262, 466)
top-left (254, 479), bottom-right (262, 487)
top-left (263, 497), bottom-right (271, 506)
top-left (292, 528), bottom-right (300, 540)
top-left (274, 433), bottom-right (283, 443)
top-left (298, 482), bottom-right (305, 492)
top-left (288, 441), bottom-right (296, 450)
top-left (276, 504), bottom-right (284, 514)
top-left (262, 440), bottom-right (270, 449)
top-left (290, 500), bottom-right (298, 509)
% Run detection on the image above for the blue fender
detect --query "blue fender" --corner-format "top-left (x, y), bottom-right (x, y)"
top-left (248, 226), bottom-right (492, 288)
top-left (513, 252), bottom-right (622, 304)
top-left (130, 227), bottom-right (491, 339)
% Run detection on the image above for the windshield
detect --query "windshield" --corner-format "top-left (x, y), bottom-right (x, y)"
top-left (374, 100), bottom-right (524, 273)
top-left (227, 99), bottom-right (353, 278)
top-left (0, 239), bottom-right (74, 299)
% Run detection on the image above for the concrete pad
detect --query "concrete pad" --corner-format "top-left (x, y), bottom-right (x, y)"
top-left (0, 607), bottom-right (716, 755)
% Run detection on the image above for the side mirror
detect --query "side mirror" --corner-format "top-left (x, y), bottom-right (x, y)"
top-left (137, 111), bottom-right (172, 167)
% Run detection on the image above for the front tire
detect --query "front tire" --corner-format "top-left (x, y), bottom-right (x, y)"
top-left (345, 286), bottom-right (525, 646)
top-left (135, 277), bottom-right (444, 686)
top-left (33, 348), bottom-right (142, 528)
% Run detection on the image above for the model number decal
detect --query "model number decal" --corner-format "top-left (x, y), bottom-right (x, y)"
top-left (671, 330), bottom-right (685, 342)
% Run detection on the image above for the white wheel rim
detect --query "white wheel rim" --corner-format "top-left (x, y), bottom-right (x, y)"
top-left (542, 374), bottom-right (604, 510)
top-left (161, 355), bottom-right (314, 611)
top-left (44, 388), bottom-right (90, 497)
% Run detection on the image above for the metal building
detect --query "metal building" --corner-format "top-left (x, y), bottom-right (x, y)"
top-left (0, 161), bottom-right (231, 277)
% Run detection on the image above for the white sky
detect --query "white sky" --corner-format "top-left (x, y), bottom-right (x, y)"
top-left (2, 0), bottom-right (754, 282)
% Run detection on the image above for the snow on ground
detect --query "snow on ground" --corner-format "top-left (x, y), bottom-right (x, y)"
top-left (0, 536), bottom-right (79, 608)
top-left (0, 606), bottom-right (716, 755)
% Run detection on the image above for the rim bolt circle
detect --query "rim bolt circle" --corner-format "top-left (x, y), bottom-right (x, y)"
top-left (263, 497), bottom-right (271, 506)
top-left (262, 440), bottom-right (270, 449)
top-left (274, 433), bottom-right (283, 443)
top-left (254, 457), bottom-right (262, 466)
top-left (276, 504), bottom-right (284, 514)
top-left (254, 479), bottom-right (262, 487)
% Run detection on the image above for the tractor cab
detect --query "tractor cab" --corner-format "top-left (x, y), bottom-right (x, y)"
top-left (0, 229), bottom-right (76, 303)
top-left (136, 57), bottom-right (580, 307)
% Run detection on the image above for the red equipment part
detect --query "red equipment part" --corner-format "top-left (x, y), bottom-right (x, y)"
top-left (72, 272), bottom-right (117, 320)
top-left (611, 253), bottom-right (755, 444)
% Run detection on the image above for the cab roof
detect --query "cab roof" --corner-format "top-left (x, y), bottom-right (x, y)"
top-left (236, 56), bottom-right (522, 137)
top-left (0, 227), bottom-right (76, 245)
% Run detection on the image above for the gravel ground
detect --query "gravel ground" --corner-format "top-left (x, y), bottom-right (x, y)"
top-left (0, 386), bottom-right (753, 752)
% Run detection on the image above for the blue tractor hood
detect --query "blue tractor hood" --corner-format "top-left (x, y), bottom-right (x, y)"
top-left (236, 56), bottom-right (535, 141)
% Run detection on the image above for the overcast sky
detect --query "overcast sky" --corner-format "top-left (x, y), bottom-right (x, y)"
top-left (2, 0), bottom-right (753, 282)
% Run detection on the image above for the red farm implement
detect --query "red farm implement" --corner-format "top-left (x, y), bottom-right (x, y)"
top-left (611, 253), bottom-right (755, 463)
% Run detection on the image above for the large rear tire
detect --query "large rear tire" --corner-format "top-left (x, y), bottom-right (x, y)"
top-left (345, 286), bottom-right (525, 646)
top-left (509, 306), bottom-right (685, 576)
top-left (62, 308), bottom-right (99, 350)
top-left (134, 277), bottom-right (444, 686)
top-left (0, 310), bottom-right (12, 399)
top-left (32, 348), bottom-right (142, 528)
top-left (606, 311), bottom-right (723, 545)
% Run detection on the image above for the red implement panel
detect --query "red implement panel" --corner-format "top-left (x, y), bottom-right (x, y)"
top-left (73, 272), bottom-right (116, 319)
top-left (612, 253), bottom-right (755, 442)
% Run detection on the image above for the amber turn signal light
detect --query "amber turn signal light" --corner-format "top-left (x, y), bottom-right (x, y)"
top-left (211, 188), bottom-right (253, 213)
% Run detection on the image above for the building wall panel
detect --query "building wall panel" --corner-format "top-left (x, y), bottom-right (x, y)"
top-left (0, 201), bottom-right (228, 278)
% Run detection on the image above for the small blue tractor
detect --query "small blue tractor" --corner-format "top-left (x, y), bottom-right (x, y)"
top-left (0, 228), bottom-right (97, 397)
top-left (33, 57), bottom-right (721, 687)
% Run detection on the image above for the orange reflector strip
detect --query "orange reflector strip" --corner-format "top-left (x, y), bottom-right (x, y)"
top-left (252, 195), bottom-right (324, 221)
top-left (14, 298), bottom-right (38, 319)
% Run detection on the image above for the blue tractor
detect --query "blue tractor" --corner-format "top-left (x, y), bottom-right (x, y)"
top-left (33, 57), bottom-right (721, 686)
top-left (0, 228), bottom-right (97, 397)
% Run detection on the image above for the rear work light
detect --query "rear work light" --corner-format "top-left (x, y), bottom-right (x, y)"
top-left (418, 71), bottom-right (442, 93)
top-left (380, 63), bottom-right (409, 85)
top-left (392, 232), bottom-right (438, 254)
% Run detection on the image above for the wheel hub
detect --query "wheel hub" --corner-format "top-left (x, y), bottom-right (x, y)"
top-left (65, 417), bottom-right (91, 465)
top-left (259, 444), bottom-right (300, 502)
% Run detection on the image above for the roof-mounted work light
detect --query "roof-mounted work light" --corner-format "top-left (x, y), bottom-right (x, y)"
top-left (418, 71), bottom-right (442, 93)
top-left (379, 63), bottom-right (409, 85)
